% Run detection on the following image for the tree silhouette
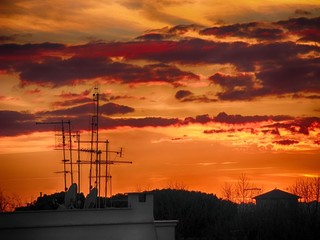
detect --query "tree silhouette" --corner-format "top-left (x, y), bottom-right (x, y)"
top-left (0, 188), bottom-right (22, 212)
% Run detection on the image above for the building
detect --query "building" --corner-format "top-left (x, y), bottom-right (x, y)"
top-left (0, 192), bottom-right (177, 240)
top-left (253, 188), bottom-right (300, 209)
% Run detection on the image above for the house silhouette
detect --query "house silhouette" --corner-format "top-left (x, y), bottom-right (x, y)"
top-left (253, 189), bottom-right (300, 209)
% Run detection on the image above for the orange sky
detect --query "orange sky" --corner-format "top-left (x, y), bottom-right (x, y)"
top-left (0, 0), bottom-right (320, 203)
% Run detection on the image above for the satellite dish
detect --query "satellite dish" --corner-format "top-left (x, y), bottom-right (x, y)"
top-left (64, 183), bottom-right (77, 209)
top-left (84, 188), bottom-right (97, 209)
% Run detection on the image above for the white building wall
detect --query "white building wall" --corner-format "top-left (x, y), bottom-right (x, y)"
top-left (0, 193), bottom-right (177, 240)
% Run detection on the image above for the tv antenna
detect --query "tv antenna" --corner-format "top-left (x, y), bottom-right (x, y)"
top-left (36, 120), bottom-right (74, 191)
top-left (36, 86), bottom-right (132, 207)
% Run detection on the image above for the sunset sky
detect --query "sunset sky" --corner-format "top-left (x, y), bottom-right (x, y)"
top-left (0, 0), bottom-right (320, 203)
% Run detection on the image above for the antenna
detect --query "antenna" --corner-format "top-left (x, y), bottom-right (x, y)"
top-left (74, 132), bottom-right (81, 194)
top-left (36, 120), bottom-right (74, 191)
top-left (36, 87), bottom-right (132, 207)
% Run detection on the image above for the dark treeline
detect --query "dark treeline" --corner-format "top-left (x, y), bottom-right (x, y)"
top-left (150, 189), bottom-right (320, 240)
top-left (15, 189), bottom-right (320, 240)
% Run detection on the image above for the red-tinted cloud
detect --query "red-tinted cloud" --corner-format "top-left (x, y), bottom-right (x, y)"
top-left (1, 17), bottom-right (319, 100)
top-left (0, 43), bottom-right (65, 72)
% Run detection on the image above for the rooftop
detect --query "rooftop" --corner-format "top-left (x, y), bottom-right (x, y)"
top-left (253, 189), bottom-right (300, 200)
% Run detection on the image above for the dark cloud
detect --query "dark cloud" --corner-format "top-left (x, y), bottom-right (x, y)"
top-left (175, 90), bottom-right (193, 99)
top-left (1, 17), bottom-right (319, 101)
top-left (40, 102), bottom-right (134, 117)
top-left (213, 112), bottom-right (292, 124)
top-left (135, 24), bottom-right (202, 42)
top-left (200, 23), bottom-right (285, 41)
top-left (69, 39), bottom-right (250, 68)
top-left (175, 90), bottom-right (217, 103)
top-left (58, 89), bottom-right (91, 98)
top-left (273, 139), bottom-right (299, 145)
top-left (277, 17), bottom-right (320, 43)
top-left (209, 72), bottom-right (263, 101)
top-left (136, 33), bottom-right (170, 41)
top-left (0, 42), bottom-right (64, 58)
top-left (168, 24), bottom-right (203, 35)
top-left (203, 129), bottom-right (235, 134)
top-left (200, 17), bottom-right (320, 43)
top-left (100, 103), bottom-right (134, 115)
top-left (0, 110), bottom-right (36, 136)
top-left (52, 90), bottom-right (92, 107)
top-left (202, 114), bottom-right (320, 139)
top-left (209, 56), bottom-right (320, 101)
top-left (261, 128), bottom-right (280, 136)
top-left (14, 55), bottom-right (199, 87)
top-left (0, 110), bottom-right (176, 136)
top-left (1, 108), bottom-right (318, 139)
top-left (17, 56), bottom-right (121, 87)
top-left (0, 43), bottom-right (65, 73)
top-left (256, 58), bottom-right (320, 94)
top-left (203, 128), bottom-right (257, 134)
top-left (90, 40), bottom-right (316, 73)
top-left (182, 112), bottom-right (294, 126)
top-left (277, 17), bottom-right (320, 31)
top-left (264, 117), bottom-right (320, 136)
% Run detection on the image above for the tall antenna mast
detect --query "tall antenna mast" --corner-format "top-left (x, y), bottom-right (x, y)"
top-left (36, 120), bottom-right (74, 191)
top-left (89, 86), bottom-right (99, 191)
top-left (94, 87), bottom-right (100, 194)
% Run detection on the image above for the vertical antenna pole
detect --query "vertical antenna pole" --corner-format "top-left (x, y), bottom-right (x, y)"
top-left (68, 120), bottom-right (74, 185)
top-left (110, 176), bottom-right (112, 198)
top-left (105, 140), bottom-right (109, 201)
top-left (98, 152), bottom-right (101, 208)
top-left (61, 120), bottom-right (67, 191)
top-left (89, 116), bottom-right (94, 191)
top-left (93, 86), bottom-right (100, 207)
top-left (95, 87), bottom-right (99, 193)
top-left (77, 132), bottom-right (81, 194)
